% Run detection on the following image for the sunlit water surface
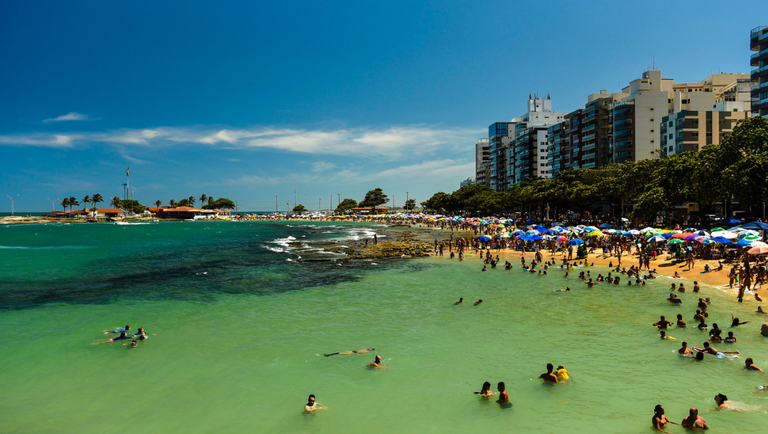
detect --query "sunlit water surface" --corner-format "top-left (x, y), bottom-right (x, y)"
top-left (1, 221), bottom-right (767, 433)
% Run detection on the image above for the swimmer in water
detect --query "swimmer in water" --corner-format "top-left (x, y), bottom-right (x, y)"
top-left (556, 365), bottom-right (569, 381)
top-left (652, 404), bottom-right (680, 432)
top-left (676, 314), bottom-right (686, 327)
top-left (475, 381), bottom-right (496, 397)
top-left (496, 382), bottom-right (510, 405)
top-left (724, 331), bottom-right (736, 343)
top-left (367, 354), bottom-right (385, 369)
top-left (701, 342), bottom-right (739, 356)
top-left (95, 331), bottom-right (132, 344)
top-left (474, 299), bottom-right (483, 306)
top-left (678, 341), bottom-right (693, 356)
top-left (667, 294), bottom-right (682, 304)
top-left (730, 313), bottom-right (750, 327)
top-left (481, 265), bottom-right (487, 272)
top-left (653, 316), bottom-right (673, 329)
top-left (713, 393), bottom-right (732, 410)
top-left (660, 330), bottom-right (675, 340)
top-left (758, 306), bottom-right (767, 314)
top-left (680, 407), bottom-right (708, 430)
top-left (548, 287), bottom-right (570, 292)
top-left (539, 363), bottom-right (559, 384)
top-left (324, 348), bottom-right (375, 357)
top-left (455, 297), bottom-right (464, 305)
top-left (304, 394), bottom-right (327, 412)
top-left (745, 358), bottom-right (763, 372)
top-left (104, 325), bottom-right (131, 335)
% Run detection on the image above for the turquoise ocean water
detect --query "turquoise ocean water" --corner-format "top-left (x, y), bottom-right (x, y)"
top-left (1, 221), bottom-right (767, 433)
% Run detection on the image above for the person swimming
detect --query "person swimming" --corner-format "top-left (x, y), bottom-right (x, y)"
top-left (367, 354), bottom-right (385, 369)
top-left (678, 342), bottom-right (693, 356)
top-left (556, 365), bottom-right (569, 381)
top-left (474, 299), bottom-right (483, 306)
top-left (455, 297), bottom-right (464, 305)
top-left (676, 314), bottom-right (686, 327)
top-left (724, 331), bottom-right (736, 343)
top-left (104, 325), bottom-right (131, 335)
top-left (304, 394), bottom-right (327, 413)
top-left (549, 287), bottom-right (570, 292)
top-left (660, 330), bottom-right (675, 340)
top-left (745, 358), bottom-right (763, 372)
top-left (324, 348), bottom-right (375, 357)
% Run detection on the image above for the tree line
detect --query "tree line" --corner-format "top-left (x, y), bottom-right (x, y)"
top-left (54, 193), bottom-right (235, 214)
top-left (292, 188), bottom-right (417, 214)
top-left (421, 117), bottom-right (768, 220)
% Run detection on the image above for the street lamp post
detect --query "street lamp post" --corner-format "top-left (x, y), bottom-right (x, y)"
top-left (406, 191), bottom-right (409, 211)
top-left (47, 198), bottom-right (57, 213)
top-left (5, 194), bottom-right (19, 216)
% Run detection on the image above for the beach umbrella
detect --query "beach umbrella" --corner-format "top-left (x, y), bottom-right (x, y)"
top-left (525, 230), bottom-right (538, 236)
top-left (709, 236), bottom-right (732, 244)
top-left (667, 239), bottom-right (685, 245)
top-left (696, 230), bottom-right (709, 236)
top-left (647, 235), bottom-right (666, 243)
top-left (683, 234), bottom-right (698, 241)
top-left (536, 227), bottom-right (549, 233)
top-left (671, 233), bottom-right (688, 239)
top-left (628, 229), bottom-right (640, 235)
top-left (702, 238), bottom-right (718, 245)
top-left (748, 245), bottom-right (768, 255)
top-left (737, 230), bottom-right (759, 240)
top-left (555, 236), bottom-right (568, 243)
top-left (599, 223), bottom-right (612, 228)
top-left (736, 239), bottom-right (751, 246)
top-left (584, 226), bottom-right (599, 232)
top-left (567, 239), bottom-right (583, 246)
top-left (588, 231), bottom-right (603, 237)
top-left (741, 221), bottom-right (768, 231)
top-left (474, 236), bottom-right (491, 242)
top-left (551, 222), bottom-right (564, 226)
top-left (748, 240), bottom-right (767, 248)
top-left (710, 227), bottom-right (726, 232)
top-left (621, 217), bottom-right (629, 222)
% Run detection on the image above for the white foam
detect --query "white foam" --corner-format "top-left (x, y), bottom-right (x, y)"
top-left (272, 236), bottom-right (297, 247)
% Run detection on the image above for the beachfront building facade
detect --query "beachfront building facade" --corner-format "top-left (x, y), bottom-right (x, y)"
top-left (475, 138), bottom-right (490, 186)
top-left (506, 94), bottom-right (565, 185)
top-left (486, 122), bottom-right (516, 190)
top-left (751, 26), bottom-right (768, 118)
top-left (660, 110), bottom-right (749, 156)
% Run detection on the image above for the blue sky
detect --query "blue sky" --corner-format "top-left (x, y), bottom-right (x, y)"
top-left (1, 0), bottom-right (766, 212)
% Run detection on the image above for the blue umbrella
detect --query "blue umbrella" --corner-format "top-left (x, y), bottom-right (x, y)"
top-left (536, 227), bottom-right (549, 233)
top-left (567, 239), bottom-right (584, 246)
top-left (710, 236), bottom-right (732, 244)
top-left (599, 223), bottom-right (612, 228)
top-left (475, 236), bottom-right (491, 242)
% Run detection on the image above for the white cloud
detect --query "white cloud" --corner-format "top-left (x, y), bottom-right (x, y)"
top-left (43, 112), bottom-right (91, 123)
top-left (311, 161), bottom-right (336, 172)
top-left (0, 125), bottom-right (482, 160)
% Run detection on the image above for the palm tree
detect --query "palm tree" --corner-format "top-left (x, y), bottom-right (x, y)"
top-left (82, 195), bottom-right (91, 211)
top-left (169, 199), bottom-right (177, 208)
top-left (111, 196), bottom-right (122, 209)
top-left (155, 199), bottom-right (163, 208)
top-left (199, 194), bottom-right (207, 206)
top-left (208, 195), bottom-right (214, 205)
top-left (68, 196), bottom-right (80, 211)
top-left (59, 197), bottom-right (70, 212)
top-left (188, 196), bottom-right (196, 206)
top-left (91, 194), bottom-right (103, 211)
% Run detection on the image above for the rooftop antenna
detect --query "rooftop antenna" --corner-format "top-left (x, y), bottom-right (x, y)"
top-left (125, 167), bottom-right (130, 201)
top-left (652, 55), bottom-right (655, 70)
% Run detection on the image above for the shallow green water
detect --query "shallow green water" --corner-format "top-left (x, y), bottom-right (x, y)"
top-left (1, 222), bottom-right (767, 432)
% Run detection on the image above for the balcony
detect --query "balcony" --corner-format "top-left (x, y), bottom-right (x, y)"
top-left (751, 47), bottom-right (768, 66)
top-left (582, 132), bottom-right (597, 142)
top-left (752, 64), bottom-right (768, 79)
top-left (582, 123), bottom-right (596, 133)
top-left (582, 142), bottom-right (596, 151)
top-left (582, 161), bottom-right (596, 169)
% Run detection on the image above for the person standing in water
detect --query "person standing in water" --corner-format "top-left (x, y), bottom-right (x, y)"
top-left (304, 394), bottom-right (327, 413)
top-left (475, 381), bottom-right (496, 397)
top-left (496, 382), bottom-right (509, 405)
top-left (539, 363), bottom-right (559, 384)
top-left (680, 407), bottom-right (708, 430)
top-left (652, 404), bottom-right (680, 433)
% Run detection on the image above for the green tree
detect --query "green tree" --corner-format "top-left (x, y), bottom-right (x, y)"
top-left (67, 196), bottom-right (79, 211)
top-left (188, 196), bottom-right (196, 206)
top-left (292, 204), bottom-right (308, 214)
top-left (120, 200), bottom-right (146, 213)
top-left (359, 188), bottom-right (389, 213)
top-left (111, 196), bottom-right (122, 209)
top-left (202, 198), bottom-right (236, 210)
top-left (169, 199), bottom-right (177, 208)
top-left (421, 192), bottom-right (451, 213)
top-left (404, 199), bottom-right (416, 211)
top-left (177, 198), bottom-right (190, 207)
top-left (335, 198), bottom-right (358, 213)
top-left (59, 197), bottom-right (70, 212)
top-left (82, 195), bottom-right (91, 211)
top-left (199, 194), bottom-right (207, 206)
top-left (155, 200), bottom-right (163, 208)
top-left (91, 194), bottom-right (103, 211)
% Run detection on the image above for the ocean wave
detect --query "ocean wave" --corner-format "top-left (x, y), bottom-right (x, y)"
top-left (272, 236), bottom-right (296, 247)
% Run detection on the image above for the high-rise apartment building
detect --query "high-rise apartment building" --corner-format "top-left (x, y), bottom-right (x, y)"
top-left (507, 95), bottom-right (565, 185)
top-left (474, 138), bottom-right (490, 186)
top-left (487, 122), bottom-right (515, 191)
top-left (751, 26), bottom-right (768, 118)
top-left (660, 110), bottom-right (748, 156)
